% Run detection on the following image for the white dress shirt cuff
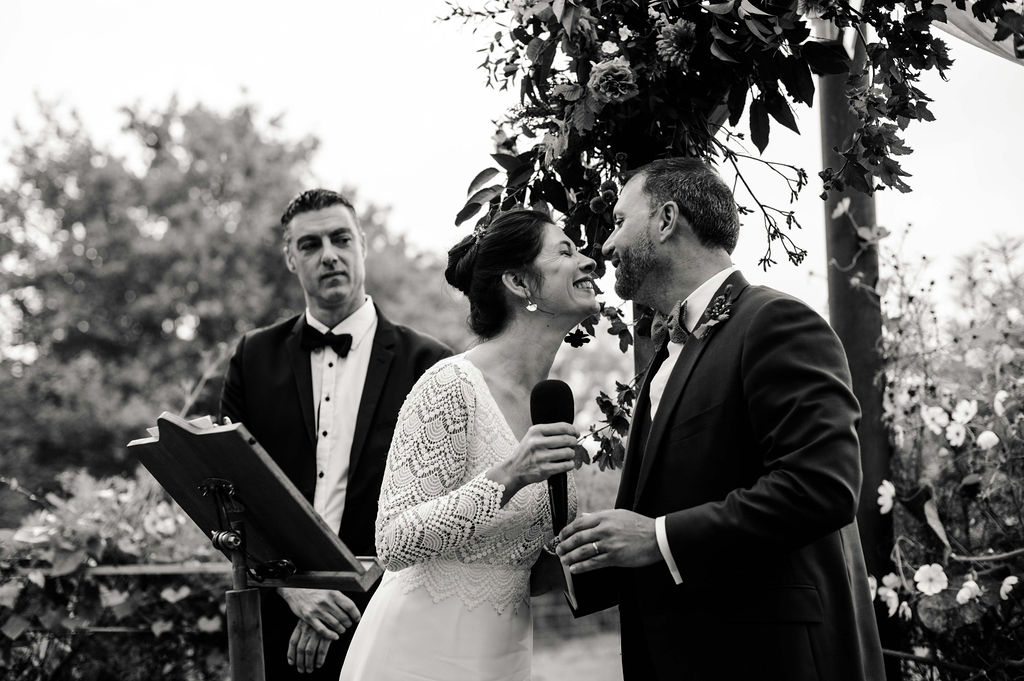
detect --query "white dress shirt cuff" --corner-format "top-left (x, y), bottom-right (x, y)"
top-left (655, 515), bottom-right (683, 585)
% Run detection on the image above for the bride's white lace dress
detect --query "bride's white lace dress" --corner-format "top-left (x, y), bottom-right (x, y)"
top-left (339, 355), bottom-right (576, 681)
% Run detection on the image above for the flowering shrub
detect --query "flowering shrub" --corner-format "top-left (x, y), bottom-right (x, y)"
top-left (0, 470), bottom-right (229, 680)
top-left (875, 236), bottom-right (1024, 678)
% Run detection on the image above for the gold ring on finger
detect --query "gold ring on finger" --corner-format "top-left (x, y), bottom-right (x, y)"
top-left (591, 541), bottom-right (600, 556)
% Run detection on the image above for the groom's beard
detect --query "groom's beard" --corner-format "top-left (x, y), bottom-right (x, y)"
top-left (613, 229), bottom-right (659, 303)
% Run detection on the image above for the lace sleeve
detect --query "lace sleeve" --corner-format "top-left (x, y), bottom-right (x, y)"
top-left (375, 361), bottom-right (506, 571)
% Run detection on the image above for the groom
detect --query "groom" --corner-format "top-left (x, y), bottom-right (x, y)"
top-left (558, 159), bottom-right (884, 680)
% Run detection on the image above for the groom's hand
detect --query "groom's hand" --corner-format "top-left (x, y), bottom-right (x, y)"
top-left (556, 510), bottom-right (662, 574)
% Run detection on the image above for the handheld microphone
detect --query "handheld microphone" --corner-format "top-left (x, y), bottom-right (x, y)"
top-left (530, 379), bottom-right (574, 535)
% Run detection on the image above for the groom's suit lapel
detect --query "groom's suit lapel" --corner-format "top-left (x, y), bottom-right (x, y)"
top-left (632, 271), bottom-right (750, 504)
top-left (615, 343), bottom-right (668, 509)
top-left (286, 315), bottom-right (317, 446)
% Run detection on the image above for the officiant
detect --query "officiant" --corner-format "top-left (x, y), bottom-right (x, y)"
top-left (219, 189), bottom-right (451, 680)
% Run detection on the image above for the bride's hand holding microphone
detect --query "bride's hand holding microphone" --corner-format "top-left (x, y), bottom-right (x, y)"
top-left (487, 423), bottom-right (578, 506)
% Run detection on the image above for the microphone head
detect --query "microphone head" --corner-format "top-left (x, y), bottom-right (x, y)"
top-left (530, 379), bottom-right (575, 425)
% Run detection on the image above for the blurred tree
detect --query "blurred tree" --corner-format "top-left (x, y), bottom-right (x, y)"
top-left (0, 98), bottom-right (469, 525)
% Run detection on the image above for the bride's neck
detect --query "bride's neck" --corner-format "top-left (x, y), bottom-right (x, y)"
top-left (468, 324), bottom-right (563, 394)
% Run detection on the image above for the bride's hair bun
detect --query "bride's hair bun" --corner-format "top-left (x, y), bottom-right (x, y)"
top-left (444, 234), bottom-right (479, 297)
top-left (444, 209), bottom-right (553, 339)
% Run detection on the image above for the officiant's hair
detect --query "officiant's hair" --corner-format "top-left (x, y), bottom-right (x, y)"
top-left (629, 158), bottom-right (740, 254)
top-left (280, 189), bottom-right (359, 237)
top-left (445, 209), bottom-right (551, 339)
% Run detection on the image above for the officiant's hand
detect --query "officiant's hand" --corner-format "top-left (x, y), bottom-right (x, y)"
top-left (278, 587), bottom-right (360, 640)
top-left (287, 620), bottom-right (334, 673)
top-left (556, 510), bottom-right (662, 574)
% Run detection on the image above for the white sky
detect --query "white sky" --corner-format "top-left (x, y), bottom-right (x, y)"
top-left (3, 0), bottom-right (1022, 316)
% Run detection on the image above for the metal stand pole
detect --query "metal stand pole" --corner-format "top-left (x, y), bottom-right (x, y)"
top-left (206, 490), bottom-right (266, 681)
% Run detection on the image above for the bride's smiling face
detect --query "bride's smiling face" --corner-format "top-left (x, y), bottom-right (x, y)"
top-left (527, 222), bottom-right (600, 320)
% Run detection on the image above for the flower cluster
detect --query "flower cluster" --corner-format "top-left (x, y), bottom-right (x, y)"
top-left (874, 238), bottom-right (1024, 677)
top-left (587, 57), bottom-right (640, 104)
top-left (693, 285), bottom-right (734, 341)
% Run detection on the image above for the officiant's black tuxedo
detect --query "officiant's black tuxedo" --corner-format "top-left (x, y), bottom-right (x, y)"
top-left (614, 271), bottom-right (884, 681)
top-left (220, 306), bottom-right (451, 681)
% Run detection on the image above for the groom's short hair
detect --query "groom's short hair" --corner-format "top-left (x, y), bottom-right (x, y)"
top-left (629, 158), bottom-right (740, 254)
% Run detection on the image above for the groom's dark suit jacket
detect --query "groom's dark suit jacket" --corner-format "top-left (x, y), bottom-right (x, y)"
top-left (220, 306), bottom-right (451, 681)
top-left (612, 272), bottom-right (884, 681)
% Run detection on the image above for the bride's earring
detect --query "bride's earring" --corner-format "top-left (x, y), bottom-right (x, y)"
top-left (524, 289), bottom-right (538, 312)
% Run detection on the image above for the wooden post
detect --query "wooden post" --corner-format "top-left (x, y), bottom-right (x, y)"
top-left (818, 36), bottom-right (899, 681)
top-left (225, 522), bottom-right (266, 681)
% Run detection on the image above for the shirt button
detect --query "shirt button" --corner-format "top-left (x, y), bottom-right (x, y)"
top-left (322, 431), bottom-right (328, 437)
top-left (328, 362), bottom-right (334, 368)
top-left (325, 395), bottom-right (330, 402)
top-left (318, 472), bottom-right (324, 478)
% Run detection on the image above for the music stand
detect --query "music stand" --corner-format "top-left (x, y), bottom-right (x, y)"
top-left (129, 412), bottom-right (382, 681)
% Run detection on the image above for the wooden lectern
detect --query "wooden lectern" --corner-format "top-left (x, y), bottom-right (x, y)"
top-left (129, 412), bottom-right (382, 681)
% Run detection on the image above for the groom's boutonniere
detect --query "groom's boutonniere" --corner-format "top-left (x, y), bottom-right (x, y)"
top-left (692, 285), bottom-right (734, 341)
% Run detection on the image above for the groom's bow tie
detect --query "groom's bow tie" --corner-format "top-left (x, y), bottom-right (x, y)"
top-left (300, 325), bottom-right (353, 356)
top-left (651, 300), bottom-right (690, 347)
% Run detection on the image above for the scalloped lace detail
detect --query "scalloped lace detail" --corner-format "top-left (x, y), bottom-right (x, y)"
top-left (375, 355), bottom-right (577, 614)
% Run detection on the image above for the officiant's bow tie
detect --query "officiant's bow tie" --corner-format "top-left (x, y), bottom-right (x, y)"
top-left (300, 326), bottom-right (353, 356)
top-left (651, 301), bottom-right (691, 347)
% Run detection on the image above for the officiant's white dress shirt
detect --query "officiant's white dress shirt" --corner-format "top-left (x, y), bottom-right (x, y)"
top-left (306, 296), bottom-right (377, 534)
top-left (651, 265), bottom-right (739, 584)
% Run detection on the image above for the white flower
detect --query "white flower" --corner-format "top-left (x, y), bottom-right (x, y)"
top-left (898, 601), bottom-right (912, 621)
top-left (601, 40), bottom-right (619, 55)
top-left (877, 480), bottom-right (895, 515)
top-left (893, 424), bottom-right (906, 450)
top-left (618, 26), bottom-right (633, 41)
top-left (994, 390), bottom-right (1009, 417)
top-left (160, 585), bottom-right (191, 604)
top-left (914, 563), bottom-right (948, 596)
top-left (977, 430), bottom-right (1000, 450)
top-left (1001, 575), bottom-right (1018, 600)
top-left (867, 575), bottom-right (877, 600)
top-left (921, 406), bottom-right (950, 435)
top-left (955, 579), bottom-right (981, 604)
top-left (945, 422), bottom-right (967, 447)
top-left (996, 344), bottom-right (1016, 364)
top-left (12, 525), bottom-right (52, 544)
top-left (197, 615), bottom-right (222, 633)
top-left (964, 347), bottom-right (988, 369)
top-left (952, 399), bottom-right (978, 424)
top-left (882, 572), bottom-right (901, 590)
top-left (878, 586), bottom-right (899, 616)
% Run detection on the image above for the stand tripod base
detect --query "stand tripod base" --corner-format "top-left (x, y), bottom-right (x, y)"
top-left (227, 588), bottom-right (265, 681)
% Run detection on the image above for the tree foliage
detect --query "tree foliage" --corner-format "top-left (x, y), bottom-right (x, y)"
top-left (0, 98), bottom-right (469, 525)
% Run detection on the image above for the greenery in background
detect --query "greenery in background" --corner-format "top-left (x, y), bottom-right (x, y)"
top-left (871, 235), bottom-right (1024, 678)
top-left (0, 98), bottom-right (470, 525)
top-left (0, 470), bottom-right (230, 680)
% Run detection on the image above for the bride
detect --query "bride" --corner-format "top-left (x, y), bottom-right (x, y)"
top-left (340, 208), bottom-right (600, 680)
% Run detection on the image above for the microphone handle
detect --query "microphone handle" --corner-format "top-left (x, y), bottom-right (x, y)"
top-left (547, 472), bottom-right (568, 534)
